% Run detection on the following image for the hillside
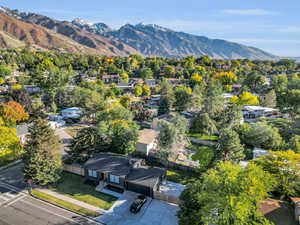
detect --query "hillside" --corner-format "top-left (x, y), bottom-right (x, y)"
top-left (104, 23), bottom-right (277, 60)
top-left (0, 13), bottom-right (105, 54)
top-left (0, 7), bottom-right (138, 56)
top-left (0, 6), bottom-right (278, 59)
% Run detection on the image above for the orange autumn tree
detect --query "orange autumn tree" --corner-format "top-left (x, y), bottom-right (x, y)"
top-left (0, 101), bottom-right (29, 126)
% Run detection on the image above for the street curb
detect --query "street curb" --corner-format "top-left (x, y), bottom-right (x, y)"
top-left (0, 160), bottom-right (22, 172)
top-left (30, 192), bottom-right (105, 225)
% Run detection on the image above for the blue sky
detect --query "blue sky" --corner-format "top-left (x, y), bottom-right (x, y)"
top-left (1, 0), bottom-right (300, 56)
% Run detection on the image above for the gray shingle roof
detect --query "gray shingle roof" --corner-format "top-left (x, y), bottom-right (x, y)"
top-left (83, 153), bottom-right (142, 176)
top-left (126, 167), bottom-right (166, 188)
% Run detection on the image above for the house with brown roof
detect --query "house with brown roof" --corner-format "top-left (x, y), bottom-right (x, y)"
top-left (136, 129), bottom-right (159, 156)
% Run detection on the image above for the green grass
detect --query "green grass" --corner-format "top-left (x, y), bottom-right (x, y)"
top-left (31, 189), bottom-right (101, 217)
top-left (166, 169), bottom-right (198, 185)
top-left (188, 133), bottom-right (219, 141)
top-left (51, 172), bottom-right (117, 210)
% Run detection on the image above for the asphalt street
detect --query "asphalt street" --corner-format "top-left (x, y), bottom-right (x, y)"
top-left (0, 165), bottom-right (101, 225)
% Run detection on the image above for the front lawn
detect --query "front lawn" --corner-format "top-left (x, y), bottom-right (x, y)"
top-left (166, 169), bottom-right (198, 185)
top-left (31, 189), bottom-right (101, 217)
top-left (51, 172), bottom-right (117, 210)
top-left (188, 133), bottom-right (219, 141)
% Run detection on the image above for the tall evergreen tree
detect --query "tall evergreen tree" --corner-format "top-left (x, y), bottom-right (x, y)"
top-left (158, 96), bottom-right (172, 116)
top-left (217, 128), bottom-right (244, 162)
top-left (203, 81), bottom-right (225, 118)
top-left (23, 118), bottom-right (62, 185)
top-left (191, 113), bottom-right (218, 135)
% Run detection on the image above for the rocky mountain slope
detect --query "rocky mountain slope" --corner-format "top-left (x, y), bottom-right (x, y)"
top-left (0, 7), bottom-right (137, 56)
top-left (72, 18), bottom-right (112, 35)
top-left (103, 23), bottom-right (277, 59)
top-left (0, 6), bottom-right (278, 59)
top-left (0, 12), bottom-right (102, 54)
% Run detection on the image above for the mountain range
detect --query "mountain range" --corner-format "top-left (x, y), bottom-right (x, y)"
top-left (0, 6), bottom-right (279, 60)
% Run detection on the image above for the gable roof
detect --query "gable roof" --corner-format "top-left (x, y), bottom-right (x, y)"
top-left (83, 153), bottom-right (142, 176)
top-left (138, 129), bottom-right (158, 145)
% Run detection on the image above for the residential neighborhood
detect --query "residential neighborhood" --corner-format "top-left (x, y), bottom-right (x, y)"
top-left (1, 2), bottom-right (300, 225)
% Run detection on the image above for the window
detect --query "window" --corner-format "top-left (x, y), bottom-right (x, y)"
top-left (88, 170), bottom-right (97, 178)
top-left (109, 174), bottom-right (120, 184)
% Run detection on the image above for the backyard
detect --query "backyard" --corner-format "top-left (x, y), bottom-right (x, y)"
top-left (51, 172), bottom-right (117, 210)
top-left (188, 133), bottom-right (219, 142)
top-left (166, 169), bottom-right (198, 185)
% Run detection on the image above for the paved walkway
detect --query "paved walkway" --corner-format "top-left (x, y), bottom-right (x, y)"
top-left (35, 188), bottom-right (107, 214)
top-left (55, 128), bottom-right (73, 156)
top-left (100, 188), bottom-right (123, 198)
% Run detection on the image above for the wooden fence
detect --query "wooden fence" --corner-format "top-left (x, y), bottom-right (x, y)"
top-left (63, 163), bottom-right (84, 176)
top-left (133, 153), bottom-right (198, 173)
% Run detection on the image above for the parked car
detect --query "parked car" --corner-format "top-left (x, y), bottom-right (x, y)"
top-left (130, 195), bottom-right (147, 213)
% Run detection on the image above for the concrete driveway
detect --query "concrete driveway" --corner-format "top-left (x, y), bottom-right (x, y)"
top-left (96, 191), bottom-right (179, 225)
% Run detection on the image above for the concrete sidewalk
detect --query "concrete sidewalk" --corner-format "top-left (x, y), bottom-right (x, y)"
top-left (35, 188), bottom-right (107, 214)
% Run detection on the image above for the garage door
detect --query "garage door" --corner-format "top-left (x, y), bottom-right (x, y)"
top-left (127, 182), bottom-right (151, 197)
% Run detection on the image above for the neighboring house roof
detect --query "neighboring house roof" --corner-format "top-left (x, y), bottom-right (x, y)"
top-left (84, 153), bottom-right (142, 176)
top-left (126, 167), bottom-right (166, 188)
top-left (16, 124), bottom-right (29, 137)
top-left (102, 74), bottom-right (120, 79)
top-left (61, 107), bottom-right (82, 113)
top-left (138, 129), bottom-right (158, 145)
top-left (243, 106), bottom-right (278, 112)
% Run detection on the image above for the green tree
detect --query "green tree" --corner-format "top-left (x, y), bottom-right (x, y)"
top-left (97, 105), bottom-right (133, 123)
top-left (262, 89), bottom-right (277, 108)
top-left (238, 122), bottom-right (283, 150)
top-left (68, 127), bottom-right (101, 162)
top-left (286, 89), bottom-right (300, 115)
top-left (243, 71), bottom-right (266, 91)
top-left (217, 128), bottom-right (244, 162)
top-left (174, 85), bottom-right (192, 112)
top-left (23, 118), bottom-right (62, 185)
top-left (134, 85), bottom-right (143, 97)
top-left (140, 68), bottom-right (153, 79)
top-left (158, 96), bottom-right (172, 116)
top-left (0, 64), bottom-right (12, 78)
top-left (203, 81), bottom-right (225, 118)
top-left (290, 135), bottom-right (300, 153)
top-left (110, 120), bottom-right (139, 155)
top-left (157, 115), bottom-right (188, 158)
top-left (272, 74), bottom-right (288, 93)
top-left (190, 113), bottom-right (217, 135)
top-left (255, 150), bottom-right (300, 197)
top-left (178, 162), bottom-right (275, 225)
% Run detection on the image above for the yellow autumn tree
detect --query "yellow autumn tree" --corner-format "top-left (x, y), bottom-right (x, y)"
top-left (0, 126), bottom-right (23, 165)
top-left (215, 71), bottom-right (237, 85)
top-left (231, 91), bottom-right (259, 106)
top-left (191, 72), bottom-right (203, 83)
top-left (121, 72), bottom-right (129, 83)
